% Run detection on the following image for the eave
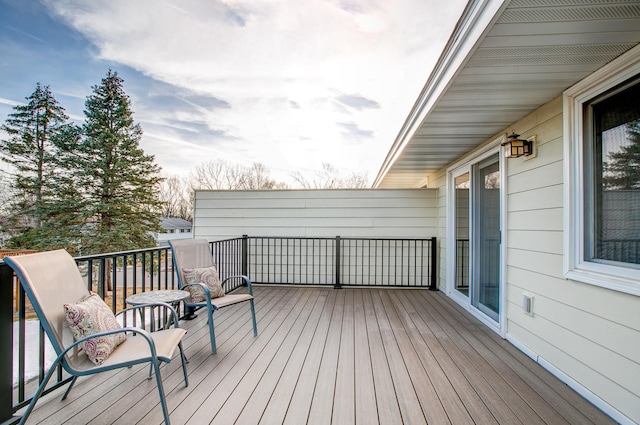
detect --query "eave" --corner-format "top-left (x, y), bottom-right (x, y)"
top-left (373, 0), bottom-right (640, 188)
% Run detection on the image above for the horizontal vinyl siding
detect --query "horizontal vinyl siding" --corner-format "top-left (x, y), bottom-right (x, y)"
top-left (504, 97), bottom-right (640, 424)
top-left (434, 95), bottom-right (640, 423)
top-left (430, 168), bottom-right (448, 290)
top-left (193, 189), bottom-right (437, 241)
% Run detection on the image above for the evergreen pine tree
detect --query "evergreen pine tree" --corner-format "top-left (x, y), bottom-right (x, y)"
top-left (604, 120), bottom-right (640, 190)
top-left (64, 70), bottom-right (162, 254)
top-left (0, 83), bottom-right (69, 234)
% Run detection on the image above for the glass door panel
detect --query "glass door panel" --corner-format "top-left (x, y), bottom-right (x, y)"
top-left (454, 173), bottom-right (470, 296)
top-left (472, 155), bottom-right (500, 321)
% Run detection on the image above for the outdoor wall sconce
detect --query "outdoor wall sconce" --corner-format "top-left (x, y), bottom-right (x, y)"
top-left (501, 130), bottom-right (536, 158)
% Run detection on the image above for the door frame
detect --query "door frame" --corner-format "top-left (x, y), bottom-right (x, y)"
top-left (446, 135), bottom-right (507, 335)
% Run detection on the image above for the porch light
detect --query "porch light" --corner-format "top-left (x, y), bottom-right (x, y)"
top-left (502, 130), bottom-right (534, 158)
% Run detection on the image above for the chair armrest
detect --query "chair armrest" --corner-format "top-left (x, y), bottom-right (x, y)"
top-left (116, 302), bottom-right (182, 329)
top-left (61, 326), bottom-right (158, 369)
top-left (180, 283), bottom-right (218, 310)
top-left (221, 275), bottom-right (253, 295)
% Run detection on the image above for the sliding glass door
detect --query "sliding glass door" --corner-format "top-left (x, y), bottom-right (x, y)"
top-left (450, 152), bottom-right (502, 324)
top-left (472, 155), bottom-right (501, 321)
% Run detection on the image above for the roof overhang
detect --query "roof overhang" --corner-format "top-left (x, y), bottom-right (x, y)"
top-left (373, 0), bottom-right (640, 188)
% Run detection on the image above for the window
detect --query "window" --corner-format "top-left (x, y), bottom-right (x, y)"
top-left (585, 79), bottom-right (640, 267)
top-left (565, 45), bottom-right (640, 295)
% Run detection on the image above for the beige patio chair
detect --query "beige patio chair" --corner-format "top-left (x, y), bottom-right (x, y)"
top-left (169, 239), bottom-right (257, 354)
top-left (5, 249), bottom-right (189, 425)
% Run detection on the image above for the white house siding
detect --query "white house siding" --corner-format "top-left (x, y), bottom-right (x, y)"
top-left (193, 189), bottom-right (437, 240)
top-left (433, 96), bottom-right (639, 423)
top-left (428, 169), bottom-right (449, 291)
top-left (194, 189), bottom-right (438, 287)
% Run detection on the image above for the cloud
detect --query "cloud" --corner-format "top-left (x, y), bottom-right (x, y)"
top-left (160, 118), bottom-right (228, 140)
top-left (334, 93), bottom-right (380, 111)
top-left (141, 93), bottom-right (230, 115)
top-left (3, 25), bottom-right (51, 46)
top-left (337, 121), bottom-right (374, 139)
top-left (0, 97), bottom-right (22, 107)
top-left (32, 0), bottom-right (468, 183)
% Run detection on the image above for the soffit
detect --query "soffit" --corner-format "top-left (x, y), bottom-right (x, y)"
top-left (374, 0), bottom-right (640, 188)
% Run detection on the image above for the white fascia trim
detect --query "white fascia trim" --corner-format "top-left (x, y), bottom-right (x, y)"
top-left (373, 0), bottom-right (509, 187)
top-left (505, 334), bottom-right (635, 425)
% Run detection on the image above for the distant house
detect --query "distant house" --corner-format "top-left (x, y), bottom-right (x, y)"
top-left (156, 217), bottom-right (192, 246)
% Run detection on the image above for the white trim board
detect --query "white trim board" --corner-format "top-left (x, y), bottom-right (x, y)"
top-left (506, 334), bottom-right (635, 425)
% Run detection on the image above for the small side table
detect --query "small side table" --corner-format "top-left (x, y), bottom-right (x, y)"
top-left (126, 289), bottom-right (190, 331)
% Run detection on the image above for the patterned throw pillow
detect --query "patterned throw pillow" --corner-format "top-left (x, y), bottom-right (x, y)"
top-left (182, 266), bottom-right (225, 302)
top-left (64, 293), bottom-right (127, 366)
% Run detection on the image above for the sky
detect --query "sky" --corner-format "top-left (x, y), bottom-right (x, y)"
top-left (0, 0), bottom-right (467, 186)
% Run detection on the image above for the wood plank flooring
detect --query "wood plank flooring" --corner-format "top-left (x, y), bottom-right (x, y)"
top-left (20, 286), bottom-right (615, 425)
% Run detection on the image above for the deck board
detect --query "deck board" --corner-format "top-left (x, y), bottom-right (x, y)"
top-left (389, 291), bottom-right (476, 425)
top-left (371, 289), bottom-right (428, 425)
top-left (307, 284), bottom-right (343, 425)
top-left (20, 286), bottom-right (616, 425)
top-left (361, 289), bottom-right (403, 425)
top-left (282, 289), bottom-right (336, 425)
top-left (424, 294), bottom-right (549, 425)
top-left (353, 289), bottom-right (378, 425)
top-left (332, 288), bottom-right (355, 425)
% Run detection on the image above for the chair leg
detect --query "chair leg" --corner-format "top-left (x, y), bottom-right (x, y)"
top-left (152, 358), bottom-right (172, 425)
top-left (250, 299), bottom-right (258, 336)
top-left (61, 376), bottom-right (78, 400)
top-left (182, 306), bottom-right (197, 320)
top-left (179, 342), bottom-right (189, 387)
top-left (19, 355), bottom-right (64, 425)
top-left (208, 309), bottom-right (217, 354)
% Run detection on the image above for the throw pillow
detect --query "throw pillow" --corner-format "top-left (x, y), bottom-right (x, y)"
top-left (182, 266), bottom-right (225, 302)
top-left (64, 293), bottom-right (127, 366)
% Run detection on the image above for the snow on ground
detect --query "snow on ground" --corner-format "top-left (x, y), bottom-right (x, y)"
top-left (13, 312), bottom-right (142, 386)
top-left (13, 320), bottom-right (56, 386)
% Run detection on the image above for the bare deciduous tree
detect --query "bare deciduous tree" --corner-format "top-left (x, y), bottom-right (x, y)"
top-left (189, 159), bottom-right (245, 190)
top-left (291, 163), bottom-right (369, 188)
top-left (159, 160), bottom-right (367, 222)
top-left (240, 163), bottom-right (276, 189)
top-left (157, 174), bottom-right (192, 221)
top-left (189, 159), bottom-right (284, 190)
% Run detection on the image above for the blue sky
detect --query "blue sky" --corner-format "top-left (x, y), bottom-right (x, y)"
top-left (0, 0), bottom-right (466, 185)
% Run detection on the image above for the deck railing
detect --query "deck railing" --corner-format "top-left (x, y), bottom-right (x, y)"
top-left (0, 235), bottom-right (437, 421)
top-left (456, 238), bottom-right (469, 291)
top-left (598, 239), bottom-right (640, 264)
top-left (242, 236), bottom-right (436, 288)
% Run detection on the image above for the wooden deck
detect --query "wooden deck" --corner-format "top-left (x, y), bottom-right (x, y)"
top-left (21, 286), bottom-right (615, 424)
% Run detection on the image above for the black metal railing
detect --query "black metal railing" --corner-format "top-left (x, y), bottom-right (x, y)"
top-left (1, 235), bottom-right (437, 422)
top-left (598, 239), bottom-right (640, 264)
top-left (210, 237), bottom-right (247, 292)
top-left (243, 236), bottom-right (437, 289)
top-left (456, 238), bottom-right (469, 290)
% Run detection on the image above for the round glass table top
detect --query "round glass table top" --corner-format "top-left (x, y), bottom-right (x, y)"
top-left (126, 289), bottom-right (190, 305)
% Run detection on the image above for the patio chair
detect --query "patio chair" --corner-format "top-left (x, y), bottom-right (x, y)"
top-left (5, 249), bottom-right (189, 425)
top-left (168, 239), bottom-right (257, 354)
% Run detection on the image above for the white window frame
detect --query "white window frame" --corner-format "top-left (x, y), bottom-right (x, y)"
top-left (563, 44), bottom-right (640, 296)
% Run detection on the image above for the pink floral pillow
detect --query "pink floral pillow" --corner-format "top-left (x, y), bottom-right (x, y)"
top-left (64, 293), bottom-right (126, 366)
top-left (183, 266), bottom-right (225, 302)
